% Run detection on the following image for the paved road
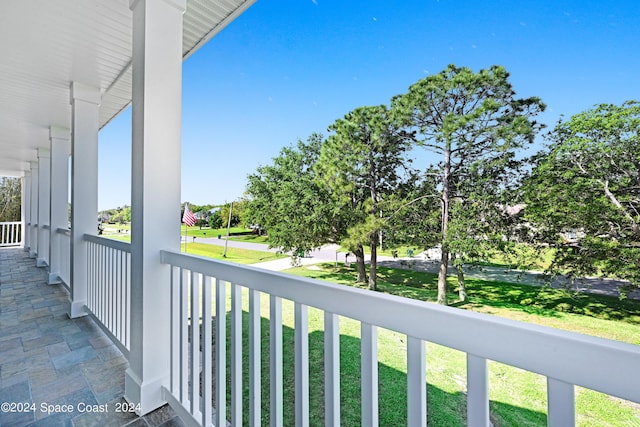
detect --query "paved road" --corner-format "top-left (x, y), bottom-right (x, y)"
top-left (196, 237), bottom-right (640, 300)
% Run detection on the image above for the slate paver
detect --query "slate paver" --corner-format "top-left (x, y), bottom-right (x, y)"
top-left (0, 247), bottom-right (181, 426)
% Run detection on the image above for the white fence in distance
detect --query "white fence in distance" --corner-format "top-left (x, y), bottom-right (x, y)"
top-left (0, 221), bottom-right (22, 246)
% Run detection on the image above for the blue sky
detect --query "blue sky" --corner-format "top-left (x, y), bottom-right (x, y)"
top-left (98, 0), bottom-right (640, 210)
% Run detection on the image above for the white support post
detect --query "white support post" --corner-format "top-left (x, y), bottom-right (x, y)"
top-left (361, 323), bottom-right (379, 427)
top-left (269, 295), bottom-right (283, 427)
top-left (29, 161), bottom-right (38, 258)
top-left (36, 148), bottom-right (51, 267)
top-left (547, 377), bottom-right (575, 427)
top-left (231, 284), bottom-right (243, 425)
top-left (22, 171), bottom-right (31, 251)
top-left (467, 354), bottom-right (490, 427)
top-left (215, 280), bottom-right (227, 427)
top-left (407, 337), bottom-right (426, 427)
top-left (124, 0), bottom-right (185, 416)
top-left (324, 312), bottom-right (340, 427)
top-left (294, 302), bottom-right (309, 427)
top-left (249, 290), bottom-right (262, 427)
top-left (69, 82), bottom-right (101, 318)
top-left (48, 127), bottom-right (71, 284)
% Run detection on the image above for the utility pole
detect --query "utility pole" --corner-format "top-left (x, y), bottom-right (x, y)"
top-left (222, 201), bottom-right (233, 258)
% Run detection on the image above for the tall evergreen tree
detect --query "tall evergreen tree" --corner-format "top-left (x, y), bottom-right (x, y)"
top-left (393, 64), bottom-right (545, 304)
top-left (316, 105), bottom-right (412, 289)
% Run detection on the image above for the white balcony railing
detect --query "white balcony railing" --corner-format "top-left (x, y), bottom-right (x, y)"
top-left (0, 221), bottom-right (22, 246)
top-left (85, 234), bottom-right (131, 356)
top-left (160, 250), bottom-right (640, 427)
top-left (56, 228), bottom-right (71, 289)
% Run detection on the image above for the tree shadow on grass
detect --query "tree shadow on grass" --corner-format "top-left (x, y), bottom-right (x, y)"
top-left (207, 307), bottom-right (546, 426)
top-left (459, 278), bottom-right (640, 324)
top-left (298, 263), bottom-right (640, 325)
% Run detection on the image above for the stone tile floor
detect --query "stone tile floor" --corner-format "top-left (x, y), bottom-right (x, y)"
top-left (0, 247), bottom-right (185, 427)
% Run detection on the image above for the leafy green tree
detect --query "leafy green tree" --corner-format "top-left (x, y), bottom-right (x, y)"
top-left (208, 212), bottom-right (223, 229)
top-left (0, 177), bottom-right (21, 222)
top-left (383, 170), bottom-right (440, 250)
top-left (110, 205), bottom-right (131, 224)
top-left (525, 101), bottom-right (640, 294)
top-left (246, 134), bottom-right (338, 257)
top-left (393, 64), bottom-right (545, 304)
top-left (316, 105), bottom-right (412, 289)
top-left (121, 206), bottom-right (131, 223)
top-left (218, 202), bottom-right (241, 229)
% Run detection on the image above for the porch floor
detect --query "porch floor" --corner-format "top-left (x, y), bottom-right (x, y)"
top-left (0, 247), bottom-right (184, 427)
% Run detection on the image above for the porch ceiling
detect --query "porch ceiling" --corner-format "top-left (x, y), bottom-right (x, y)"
top-left (0, 0), bottom-right (255, 177)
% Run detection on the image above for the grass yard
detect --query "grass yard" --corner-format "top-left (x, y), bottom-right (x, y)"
top-left (219, 263), bottom-right (638, 426)
top-left (179, 242), bottom-right (285, 264)
top-left (228, 233), bottom-right (270, 244)
top-left (477, 244), bottom-right (556, 271)
top-left (103, 225), bottom-right (270, 244)
top-left (288, 264), bottom-right (640, 340)
top-left (343, 242), bottom-right (555, 272)
top-left (183, 226), bottom-right (270, 243)
top-left (101, 234), bottom-right (284, 264)
top-left (211, 277), bottom-right (640, 426)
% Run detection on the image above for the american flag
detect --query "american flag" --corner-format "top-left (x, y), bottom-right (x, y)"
top-left (182, 203), bottom-right (197, 226)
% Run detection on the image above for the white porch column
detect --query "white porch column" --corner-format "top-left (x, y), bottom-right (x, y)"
top-left (48, 127), bottom-right (71, 284)
top-left (23, 171), bottom-right (31, 251)
top-left (36, 148), bottom-right (51, 267)
top-left (69, 82), bottom-right (100, 318)
top-left (125, 0), bottom-right (185, 415)
top-left (29, 161), bottom-right (38, 258)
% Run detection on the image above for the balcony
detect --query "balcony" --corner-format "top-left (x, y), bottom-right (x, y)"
top-left (1, 1), bottom-right (639, 425)
top-left (0, 246), bottom-right (180, 427)
top-left (1, 227), bottom-right (639, 426)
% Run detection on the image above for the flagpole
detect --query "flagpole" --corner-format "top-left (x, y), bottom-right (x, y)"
top-left (182, 204), bottom-right (186, 253)
top-left (182, 203), bottom-right (197, 254)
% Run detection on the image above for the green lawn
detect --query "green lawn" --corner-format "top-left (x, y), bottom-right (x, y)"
top-left (476, 244), bottom-right (556, 271)
top-left (288, 263), bottom-right (640, 340)
top-left (183, 225), bottom-right (250, 238)
top-left (223, 263), bottom-right (638, 426)
top-left (341, 242), bottom-right (555, 272)
top-left (179, 242), bottom-right (285, 264)
top-left (101, 234), bottom-right (284, 265)
top-left (103, 224), bottom-right (270, 244)
top-left (227, 233), bottom-right (270, 244)
top-left (101, 223), bottom-right (130, 232)
top-left (184, 226), bottom-right (270, 244)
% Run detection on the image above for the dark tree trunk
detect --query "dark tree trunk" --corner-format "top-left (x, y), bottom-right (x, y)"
top-left (437, 144), bottom-right (452, 305)
top-left (369, 171), bottom-right (379, 291)
top-left (451, 252), bottom-right (468, 301)
top-left (353, 244), bottom-right (368, 283)
top-left (437, 250), bottom-right (449, 305)
top-left (369, 232), bottom-right (377, 291)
